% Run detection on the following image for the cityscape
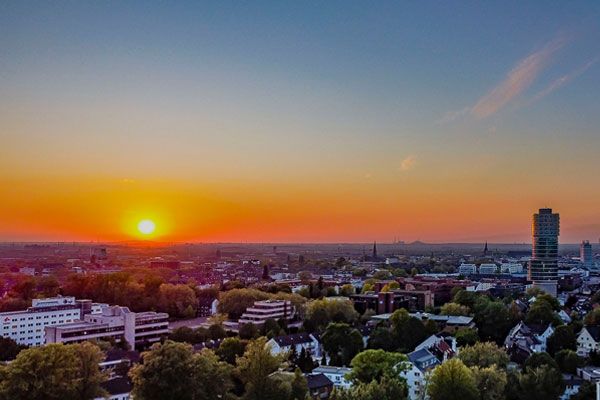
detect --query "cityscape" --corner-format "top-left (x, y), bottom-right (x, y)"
top-left (2, 2), bottom-right (600, 400)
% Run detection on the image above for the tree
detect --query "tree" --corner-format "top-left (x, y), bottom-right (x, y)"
top-left (428, 359), bottom-right (478, 400)
top-left (216, 337), bottom-right (247, 364)
top-left (473, 300), bottom-right (511, 343)
top-left (208, 323), bottom-right (227, 340)
top-left (367, 327), bottom-right (397, 352)
top-left (305, 299), bottom-right (358, 332)
top-left (584, 308), bottom-right (600, 326)
top-left (339, 284), bottom-right (355, 297)
top-left (130, 341), bottom-right (232, 400)
top-left (235, 337), bottom-right (286, 400)
top-left (441, 303), bottom-right (471, 316)
top-left (471, 365), bottom-right (506, 400)
top-left (554, 349), bottom-right (584, 374)
top-left (524, 352), bottom-right (559, 371)
top-left (0, 343), bottom-right (106, 400)
top-left (347, 349), bottom-right (407, 384)
top-left (291, 347), bottom-right (317, 373)
top-left (390, 309), bottom-right (427, 352)
top-left (546, 325), bottom-right (576, 355)
top-left (458, 342), bottom-right (509, 369)
top-left (525, 301), bottom-right (560, 326)
top-left (0, 336), bottom-right (26, 361)
top-left (571, 381), bottom-right (596, 400)
top-left (518, 365), bottom-right (564, 400)
top-left (381, 282), bottom-right (400, 292)
top-left (170, 326), bottom-right (197, 344)
top-left (336, 374), bottom-right (408, 400)
top-left (321, 323), bottom-right (364, 366)
top-left (239, 323), bottom-right (259, 340)
top-left (157, 284), bottom-right (198, 318)
top-left (455, 328), bottom-right (479, 347)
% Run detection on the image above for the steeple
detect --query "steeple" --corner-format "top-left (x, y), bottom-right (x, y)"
top-left (372, 241), bottom-right (377, 259)
top-left (484, 241), bottom-right (488, 255)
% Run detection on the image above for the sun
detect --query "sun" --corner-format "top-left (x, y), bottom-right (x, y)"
top-left (137, 219), bottom-right (156, 235)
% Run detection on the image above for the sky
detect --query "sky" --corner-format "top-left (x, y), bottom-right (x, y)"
top-left (1, 2), bottom-right (600, 243)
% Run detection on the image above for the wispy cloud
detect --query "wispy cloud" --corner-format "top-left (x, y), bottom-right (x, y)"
top-left (471, 35), bottom-right (568, 119)
top-left (442, 34), bottom-right (571, 122)
top-left (400, 155), bottom-right (417, 172)
top-left (529, 57), bottom-right (598, 104)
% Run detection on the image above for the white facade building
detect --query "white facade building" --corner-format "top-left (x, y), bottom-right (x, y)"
top-left (478, 263), bottom-right (498, 275)
top-left (0, 296), bottom-right (84, 346)
top-left (45, 304), bottom-right (169, 349)
top-left (500, 263), bottom-right (524, 274)
top-left (312, 366), bottom-right (352, 389)
top-left (458, 264), bottom-right (477, 275)
top-left (238, 300), bottom-right (295, 326)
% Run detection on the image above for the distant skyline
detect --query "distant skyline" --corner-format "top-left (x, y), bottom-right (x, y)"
top-left (1, 2), bottom-right (600, 243)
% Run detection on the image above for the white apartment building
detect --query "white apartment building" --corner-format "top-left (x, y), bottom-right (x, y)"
top-left (478, 263), bottom-right (498, 275)
top-left (238, 300), bottom-right (295, 326)
top-left (458, 264), bottom-right (477, 275)
top-left (45, 305), bottom-right (169, 349)
top-left (0, 296), bottom-right (87, 346)
top-left (500, 263), bottom-right (524, 274)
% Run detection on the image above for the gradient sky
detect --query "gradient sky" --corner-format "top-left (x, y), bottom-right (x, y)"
top-left (1, 2), bottom-right (600, 243)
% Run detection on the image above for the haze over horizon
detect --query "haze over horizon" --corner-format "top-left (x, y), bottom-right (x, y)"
top-left (2, 2), bottom-right (600, 243)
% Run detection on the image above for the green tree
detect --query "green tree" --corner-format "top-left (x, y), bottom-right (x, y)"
top-left (554, 349), bottom-right (584, 374)
top-left (322, 323), bottom-right (364, 366)
top-left (518, 365), bottom-right (564, 400)
top-left (0, 336), bottom-right (26, 361)
top-left (584, 308), bottom-right (600, 326)
top-left (216, 337), bottom-right (247, 364)
top-left (347, 349), bottom-right (407, 384)
top-left (428, 358), bottom-right (478, 400)
top-left (0, 343), bottom-right (106, 400)
top-left (130, 341), bottom-right (232, 400)
top-left (367, 327), bottom-right (397, 351)
top-left (390, 309), bottom-right (427, 352)
top-left (170, 326), bottom-right (197, 343)
top-left (305, 299), bottom-right (358, 332)
top-left (459, 342), bottom-right (509, 369)
top-left (455, 328), bottom-right (479, 347)
top-left (239, 323), bottom-right (259, 340)
top-left (525, 301), bottom-right (560, 326)
top-left (473, 300), bottom-right (512, 343)
top-left (235, 337), bottom-right (286, 400)
top-left (546, 325), bottom-right (576, 356)
top-left (441, 303), bottom-right (471, 316)
top-left (471, 365), bottom-right (506, 400)
top-left (524, 352), bottom-right (559, 371)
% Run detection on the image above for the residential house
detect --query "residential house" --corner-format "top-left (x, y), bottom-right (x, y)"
top-left (504, 321), bottom-right (554, 363)
top-left (577, 326), bottom-right (600, 356)
top-left (267, 332), bottom-right (322, 360)
top-left (312, 366), bottom-right (352, 389)
top-left (306, 373), bottom-right (334, 400)
top-left (399, 348), bottom-right (440, 400)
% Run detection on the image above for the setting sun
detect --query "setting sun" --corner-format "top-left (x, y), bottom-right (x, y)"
top-left (137, 219), bottom-right (156, 235)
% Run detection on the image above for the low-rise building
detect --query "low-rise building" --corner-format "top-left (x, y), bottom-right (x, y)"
top-left (45, 305), bottom-right (168, 349)
top-left (238, 300), bottom-right (295, 326)
top-left (504, 321), bottom-right (554, 362)
top-left (478, 263), bottom-right (498, 275)
top-left (458, 264), bottom-right (477, 275)
top-left (267, 332), bottom-right (321, 359)
top-left (399, 348), bottom-right (440, 400)
top-left (306, 373), bottom-right (334, 400)
top-left (577, 326), bottom-right (600, 356)
top-left (312, 366), bottom-right (352, 389)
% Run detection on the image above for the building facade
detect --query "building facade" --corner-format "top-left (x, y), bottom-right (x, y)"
top-left (238, 300), bottom-right (295, 326)
top-left (529, 208), bottom-right (560, 296)
top-left (581, 240), bottom-right (594, 269)
top-left (0, 296), bottom-right (88, 346)
top-left (45, 305), bottom-right (168, 349)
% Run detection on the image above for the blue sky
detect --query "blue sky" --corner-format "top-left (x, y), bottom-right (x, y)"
top-left (1, 2), bottom-right (599, 242)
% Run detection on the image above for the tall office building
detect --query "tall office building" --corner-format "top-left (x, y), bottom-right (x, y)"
top-left (581, 240), bottom-right (594, 269)
top-left (529, 208), bottom-right (560, 296)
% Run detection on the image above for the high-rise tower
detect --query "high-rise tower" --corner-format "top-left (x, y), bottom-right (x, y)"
top-left (581, 240), bottom-right (593, 269)
top-left (529, 208), bottom-right (560, 296)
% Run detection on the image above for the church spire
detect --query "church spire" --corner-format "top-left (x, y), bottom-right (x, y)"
top-left (484, 241), bottom-right (488, 255)
top-left (373, 241), bottom-right (377, 258)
